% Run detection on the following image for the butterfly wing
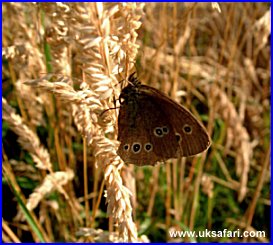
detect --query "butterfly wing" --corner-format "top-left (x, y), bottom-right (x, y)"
top-left (118, 94), bottom-right (178, 166)
top-left (139, 85), bottom-right (211, 157)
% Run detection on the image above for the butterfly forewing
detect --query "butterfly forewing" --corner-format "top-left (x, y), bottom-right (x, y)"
top-left (141, 85), bottom-right (211, 156)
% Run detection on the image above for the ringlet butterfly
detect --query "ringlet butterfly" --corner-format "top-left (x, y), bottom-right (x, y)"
top-left (117, 73), bottom-right (210, 166)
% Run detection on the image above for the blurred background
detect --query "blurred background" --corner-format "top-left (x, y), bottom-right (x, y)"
top-left (2, 2), bottom-right (270, 242)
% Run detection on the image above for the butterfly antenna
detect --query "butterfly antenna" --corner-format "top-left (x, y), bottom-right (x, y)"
top-left (111, 70), bottom-right (139, 88)
top-left (100, 105), bottom-right (120, 117)
top-left (128, 72), bottom-right (140, 86)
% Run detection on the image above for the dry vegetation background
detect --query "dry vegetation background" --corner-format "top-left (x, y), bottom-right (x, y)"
top-left (2, 2), bottom-right (271, 242)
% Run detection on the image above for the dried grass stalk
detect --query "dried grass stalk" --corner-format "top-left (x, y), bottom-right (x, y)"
top-left (15, 81), bottom-right (46, 127)
top-left (25, 2), bottom-right (145, 241)
top-left (205, 84), bottom-right (252, 201)
top-left (2, 97), bottom-right (76, 218)
top-left (2, 97), bottom-right (52, 171)
top-left (26, 169), bottom-right (74, 211)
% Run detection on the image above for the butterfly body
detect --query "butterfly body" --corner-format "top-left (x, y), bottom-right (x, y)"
top-left (117, 73), bottom-right (210, 166)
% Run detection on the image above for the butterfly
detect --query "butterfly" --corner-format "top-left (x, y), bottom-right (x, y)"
top-left (117, 73), bottom-right (210, 166)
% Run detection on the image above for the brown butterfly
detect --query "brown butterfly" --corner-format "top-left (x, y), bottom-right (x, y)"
top-left (117, 73), bottom-right (210, 166)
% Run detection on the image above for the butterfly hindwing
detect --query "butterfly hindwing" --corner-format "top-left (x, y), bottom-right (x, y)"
top-left (118, 93), bottom-right (178, 166)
